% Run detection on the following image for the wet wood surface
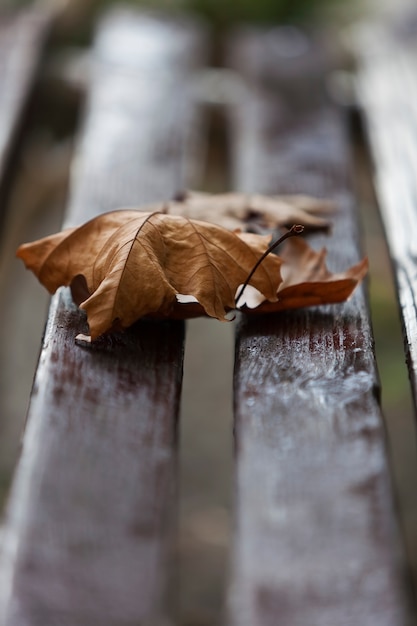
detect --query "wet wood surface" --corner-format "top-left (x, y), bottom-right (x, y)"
top-left (0, 10), bottom-right (206, 626)
top-left (228, 28), bottom-right (413, 625)
top-left (0, 9), bottom-right (50, 223)
top-left (356, 12), bottom-right (417, 416)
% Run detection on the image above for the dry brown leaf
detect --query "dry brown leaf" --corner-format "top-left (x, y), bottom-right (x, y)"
top-left (127, 190), bottom-right (333, 232)
top-left (237, 236), bottom-right (368, 313)
top-left (17, 204), bottom-right (366, 341)
top-left (17, 211), bottom-right (282, 339)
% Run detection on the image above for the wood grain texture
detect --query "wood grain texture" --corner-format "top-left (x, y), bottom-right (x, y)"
top-left (0, 10), bottom-right (206, 626)
top-left (0, 9), bottom-right (50, 221)
top-left (355, 14), bottom-right (417, 413)
top-left (228, 28), bottom-right (413, 626)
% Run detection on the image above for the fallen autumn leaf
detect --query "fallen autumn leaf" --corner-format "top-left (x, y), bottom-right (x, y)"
top-left (16, 193), bottom-right (367, 341)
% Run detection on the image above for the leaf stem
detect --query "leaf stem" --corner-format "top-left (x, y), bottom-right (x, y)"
top-left (235, 224), bottom-right (304, 308)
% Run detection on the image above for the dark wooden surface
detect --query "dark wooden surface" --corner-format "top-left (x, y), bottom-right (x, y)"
top-left (356, 13), bottom-right (417, 415)
top-left (0, 10), bottom-right (206, 626)
top-left (0, 9), bottom-right (50, 223)
top-left (228, 28), bottom-right (413, 625)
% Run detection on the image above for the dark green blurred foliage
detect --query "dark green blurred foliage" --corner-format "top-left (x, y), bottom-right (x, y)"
top-left (183, 0), bottom-right (341, 26)
top-left (7, 0), bottom-right (345, 26)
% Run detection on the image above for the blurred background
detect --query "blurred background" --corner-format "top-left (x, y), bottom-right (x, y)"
top-left (0, 0), bottom-right (416, 625)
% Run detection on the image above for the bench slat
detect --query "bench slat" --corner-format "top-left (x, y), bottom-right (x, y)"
top-left (0, 9), bottom-right (50, 221)
top-left (0, 10), bottom-right (206, 625)
top-left (228, 30), bottom-right (412, 625)
top-left (356, 18), bottom-right (417, 411)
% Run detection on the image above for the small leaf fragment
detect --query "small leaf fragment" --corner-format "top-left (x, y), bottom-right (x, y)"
top-left (239, 237), bottom-right (368, 313)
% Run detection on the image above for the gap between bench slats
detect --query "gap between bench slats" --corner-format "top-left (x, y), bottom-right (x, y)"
top-left (0, 10), bottom-right (206, 626)
top-left (355, 16), bottom-right (417, 414)
top-left (0, 9), bottom-right (51, 226)
top-left (228, 29), bottom-right (413, 626)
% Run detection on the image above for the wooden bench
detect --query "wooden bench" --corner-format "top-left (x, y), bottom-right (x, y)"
top-left (0, 6), bottom-right (415, 625)
top-left (0, 6), bottom-right (56, 503)
top-left (0, 7), bottom-right (51, 227)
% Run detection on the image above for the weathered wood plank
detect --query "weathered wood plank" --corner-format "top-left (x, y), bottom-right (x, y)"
top-left (228, 28), bottom-right (413, 625)
top-left (0, 10), bottom-right (206, 626)
top-left (0, 9), bottom-right (50, 222)
top-left (355, 16), bottom-right (417, 412)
